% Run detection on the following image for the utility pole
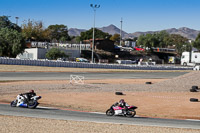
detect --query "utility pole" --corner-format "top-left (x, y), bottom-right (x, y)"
top-left (90, 4), bottom-right (100, 63)
top-left (120, 18), bottom-right (123, 46)
top-left (15, 17), bottom-right (19, 25)
top-left (80, 41), bottom-right (82, 55)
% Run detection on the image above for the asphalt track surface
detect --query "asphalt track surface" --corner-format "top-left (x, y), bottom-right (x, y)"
top-left (0, 71), bottom-right (187, 81)
top-left (0, 104), bottom-right (199, 129)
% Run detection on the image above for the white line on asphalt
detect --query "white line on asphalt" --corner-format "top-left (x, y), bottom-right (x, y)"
top-left (186, 119), bottom-right (200, 122)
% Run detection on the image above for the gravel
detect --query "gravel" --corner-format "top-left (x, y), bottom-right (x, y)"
top-left (1, 115), bottom-right (199, 133)
top-left (1, 71), bottom-right (199, 93)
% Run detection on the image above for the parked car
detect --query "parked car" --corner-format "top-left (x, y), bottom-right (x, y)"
top-left (134, 47), bottom-right (144, 51)
top-left (76, 58), bottom-right (89, 62)
top-left (57, 58), bottom-right (66, 61)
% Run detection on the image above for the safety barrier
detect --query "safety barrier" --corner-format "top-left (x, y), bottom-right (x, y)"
top-left (0, 57), bottom-right (192, 70)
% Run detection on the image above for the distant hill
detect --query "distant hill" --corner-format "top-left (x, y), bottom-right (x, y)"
top-left (99, 24), bottom-right (130, 36)
top-left (131, 27), bottom-right (200, 40)
top-left (68, 25), bottom-right (131, 37)
top-left (68, 28), bottom-right (86, 37)
top-left (68, 25), bottom-right (200, 40)
top-left (166, 27), bottom-right (199, 40)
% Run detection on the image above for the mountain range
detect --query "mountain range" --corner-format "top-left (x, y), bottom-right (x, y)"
top-left (68, 24), bottom-right (200, 40)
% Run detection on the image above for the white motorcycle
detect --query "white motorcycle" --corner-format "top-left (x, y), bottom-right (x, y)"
top-left (11, 94), bottom-right (42, 109)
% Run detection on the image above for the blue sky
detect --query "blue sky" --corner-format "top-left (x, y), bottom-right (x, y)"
top-left (0, 0), bottom-right (200, 33)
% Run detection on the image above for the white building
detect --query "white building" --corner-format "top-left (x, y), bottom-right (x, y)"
top-left (16, 48), bottom-right (81, 60)
top-left (125, 41), bottom-right (136, 48)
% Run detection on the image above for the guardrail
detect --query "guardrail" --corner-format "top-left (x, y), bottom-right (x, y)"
top-left (0, 57), bottom-right (192, 70)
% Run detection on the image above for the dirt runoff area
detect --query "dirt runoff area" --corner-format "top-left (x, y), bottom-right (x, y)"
top-left (0, 65), bottom-right (200, 132)
top-left (0, 68), bottom-right (200, 120)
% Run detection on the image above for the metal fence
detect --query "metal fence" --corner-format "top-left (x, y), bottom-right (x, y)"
top-left (0, 57), bottom-right (192, 70)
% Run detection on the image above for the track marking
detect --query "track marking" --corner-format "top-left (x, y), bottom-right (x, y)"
top-left (90, 112), bottom-right (105, 114)
top-left (186, 119), bottom-right (200, 122)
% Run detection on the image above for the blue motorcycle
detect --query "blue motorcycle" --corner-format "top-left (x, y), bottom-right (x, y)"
top-left (11, 94), bottom-right (42, 109)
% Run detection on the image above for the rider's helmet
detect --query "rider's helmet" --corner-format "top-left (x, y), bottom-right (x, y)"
top-left (119, 99), bottom-right (125, 103)
top-left (29, 90), bottom-right (34, 93)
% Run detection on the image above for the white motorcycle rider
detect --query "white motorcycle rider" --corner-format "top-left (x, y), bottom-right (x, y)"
top-left (11, 90), bottom-right (41, 109)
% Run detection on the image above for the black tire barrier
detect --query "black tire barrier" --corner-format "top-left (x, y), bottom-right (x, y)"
top-left (190, 89), bottom-right (197, 92)
top-left (115, 92), bottom-right (123, 95)
top-left (190, 98), bottom-right (199, 102)
top-left (192, 86), bottom-right (198, 90)
top-left (190, 86), bottom-right (199, 92)
top-left (146, 82), bottom-right (152, 84)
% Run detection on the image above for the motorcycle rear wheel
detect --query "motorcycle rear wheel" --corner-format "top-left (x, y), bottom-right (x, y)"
top-left (106, 109), bottom-right (114, 116)
top-left (126, 110), bottom-right (136, 117)
top-left (27, 100), bottom-right (38, 109)
top-left (10, 101), bottom-right (17, 107)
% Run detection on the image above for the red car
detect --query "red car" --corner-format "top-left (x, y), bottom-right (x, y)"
top-left (134, 47), bottom-right (144, 51)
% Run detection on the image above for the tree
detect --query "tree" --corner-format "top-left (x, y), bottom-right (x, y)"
top-left (137, 33), bottom-right (158, 49)
top-left (0, 16), bottom-right (21, 32)
top-left (133, 37), bottom-right (138, 42)
top-left (80, 28), bottom-right (111, 41)
top-left (192, 33), bottom-right (200, 50)
top-left (137, 31), bottom-right (189, 55)
top-left (164, 34), bottom-right (189, 55)
top-left (75, 36), bottom-right (81, 43)
top-left (47, 24), bottom-right (70, 42)
top-left (0, 16), bottom-right (26, 57)
top-left (46, 48), bottom-right (67, 60)
top-left (155, 30), bottom-right (170, 48)
top-left (22, 19), bottom-right (49, 41)
top-left (110, 34), bottom-right (120, 44)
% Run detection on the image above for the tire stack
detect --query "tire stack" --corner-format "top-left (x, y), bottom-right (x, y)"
top-left (190, 86), bottom-right (199, 102)
top-left (190, 86), bottom-right (199, 92)
top-left (115, 92), bottom-right (124, 95)
top-left (146, 82), bottom-right (152, 84)
top-left (190, 98), bottom-right (198, 102)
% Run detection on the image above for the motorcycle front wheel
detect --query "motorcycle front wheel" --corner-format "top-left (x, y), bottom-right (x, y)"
top-left (126, 110), bottom-right (136, 118)
top-left (10, 101), bottom-right (17, 107)
top-left (106, 109), bottom-right (114, 116)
